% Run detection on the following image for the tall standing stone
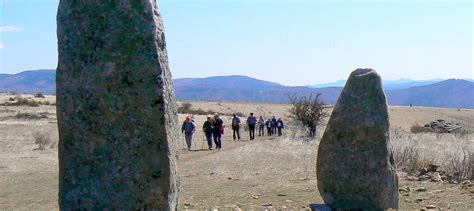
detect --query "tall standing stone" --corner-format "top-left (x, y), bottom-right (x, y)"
top-left (56, 1), bottom-right (178, 210)
top-left (316, 69), bottom-right (398, 209)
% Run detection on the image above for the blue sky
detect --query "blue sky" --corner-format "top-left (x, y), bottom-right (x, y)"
top-left (0, 0), bottom-right (472, 85)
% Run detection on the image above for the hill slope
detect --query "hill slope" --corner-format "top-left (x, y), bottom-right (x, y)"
top-left (0, 70), bottom-right (55, 94)
top-left (309, 79), bottom-right (444, 90)
top-left (0, 70), bottom-right (56, 94)
top-left (386, 79), bottom-right (474, 108)
top-left (174, 75), bottom-right (284, 91)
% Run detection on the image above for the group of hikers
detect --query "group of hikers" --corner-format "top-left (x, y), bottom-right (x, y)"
top-left (181, 113), bottom-right (285, 151)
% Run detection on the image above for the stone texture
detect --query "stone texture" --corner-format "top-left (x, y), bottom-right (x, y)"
top-left (56, 1), bottom-right (178, 210)
top-left (316, 68), bottom-right (398, 209)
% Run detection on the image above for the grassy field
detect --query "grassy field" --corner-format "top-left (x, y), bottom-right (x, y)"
top-left (0, 94), bottom-right (473, 210)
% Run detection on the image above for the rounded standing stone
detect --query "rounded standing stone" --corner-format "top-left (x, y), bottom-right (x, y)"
top-left (316, 68), bottom-right (398, 209)
top-left (56, 1), bottom-right (179, 210)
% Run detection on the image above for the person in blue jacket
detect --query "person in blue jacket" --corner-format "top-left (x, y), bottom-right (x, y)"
top-left (276, 118), bottom-right (284, 136)
top-left (181, 115), bottom-right (196, 151)
top-left (247, 113), bottom-right (257, 140)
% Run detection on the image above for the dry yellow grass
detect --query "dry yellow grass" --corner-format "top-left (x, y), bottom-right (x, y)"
top-left (0, 94), bottom-right (473, 210)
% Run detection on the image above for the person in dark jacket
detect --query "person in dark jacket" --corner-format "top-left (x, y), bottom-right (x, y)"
top-left (271, 116), bottom-right (277, 136)
top-left (202, 116), bottom-right (214, 150)
top-left (266, 118), bottom-right (272, 136)
top-left (181, 115), bottom-right (196, 151)
top-left (247, 113), bottom-right (257, 140)
top-left (212, 114), bottom-right (224, 150)
top-left (231, 113), bottom-right (241, 141)
top-left (276, 118), bottom-right (284, 136)
top-left (258, 116), bottom-right (265, 136)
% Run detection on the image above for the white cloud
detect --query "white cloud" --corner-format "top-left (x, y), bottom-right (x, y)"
top-left (0, 43), bottom-right (5, 49)
top-left (0, 25), bottom-right (21, 32)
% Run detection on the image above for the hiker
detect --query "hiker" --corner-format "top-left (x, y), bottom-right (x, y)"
top-left (247, 112), bottom-right (257, 140)
top-left (181, 115), bottom-right (196, 151)
top-left (271, 116), bottom-right (277, 136)
top-left (212, 114), bottom-right (224, 150)
top-left (266, 118), bottom-right (273, 136)
top-left (202, 116), bottom-right (214, 150)
top-left (277, 118), bottom-right (284, 136)
top-left (258, 116), bottom-right (265, 136)
top-left (231, 113), bottom-right (241, 141)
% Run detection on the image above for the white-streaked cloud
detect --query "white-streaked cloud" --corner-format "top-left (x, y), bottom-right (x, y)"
top-left (0, 43), bottom-right (5, 49)
top-left (0, 25), bottom-right (21, 32)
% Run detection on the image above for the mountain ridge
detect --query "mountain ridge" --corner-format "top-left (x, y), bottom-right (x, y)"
top-left (0, 70), bottom-right (472, 108)
top-left (309, 78), bottom-right (448, 90)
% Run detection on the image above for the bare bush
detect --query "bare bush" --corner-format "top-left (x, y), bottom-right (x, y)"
top-left (0, 96), bottom-right (41, 107)
top-left (33, 131), bottom-right (52, 150)
top-left (34, 92), bottom-right (45, 98)
top-left (181, 102), bottom-right (192, 110)
top-left (233, 111), bottom-right (245, 117)
top-left (285, 119), bottom-right (321, 143)
top-left (392, 142), bottom-right (434, 173)
top-left (391, 130), bottom-right (473, 181)
top-left (287, 93), bottom-right (329, 138)
top-left (410, 123), bottom-right (434, 133)
top-left (15, 112), bottom-right (48, 120)
top-left (443, 150), bottom-right (473, 181)
top-left (177, 102), bottom-right (234, 117)
top-left (177, 102), bottom-right (212, 115)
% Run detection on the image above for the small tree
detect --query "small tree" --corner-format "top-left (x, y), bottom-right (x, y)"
top-left (288, 93), bottom-right (329, 138)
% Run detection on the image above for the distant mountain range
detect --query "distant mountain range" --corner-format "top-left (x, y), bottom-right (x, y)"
top-left (309, 78), bottom-right (451, 90)
top-left (1, 70), bottom-right (473, 108)
top-left (386, 79), bottom-right (474, 109)
top-left (0, 70), bottom-right (56, 94)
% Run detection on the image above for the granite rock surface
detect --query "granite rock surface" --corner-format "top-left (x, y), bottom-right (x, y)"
top-left (316, 68), bottom-right (398, 209)
top-left (56, 1), bottom-right (179, 210)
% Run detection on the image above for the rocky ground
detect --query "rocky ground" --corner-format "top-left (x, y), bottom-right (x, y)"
top-left (0, 94), bottom-right (472, 210)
